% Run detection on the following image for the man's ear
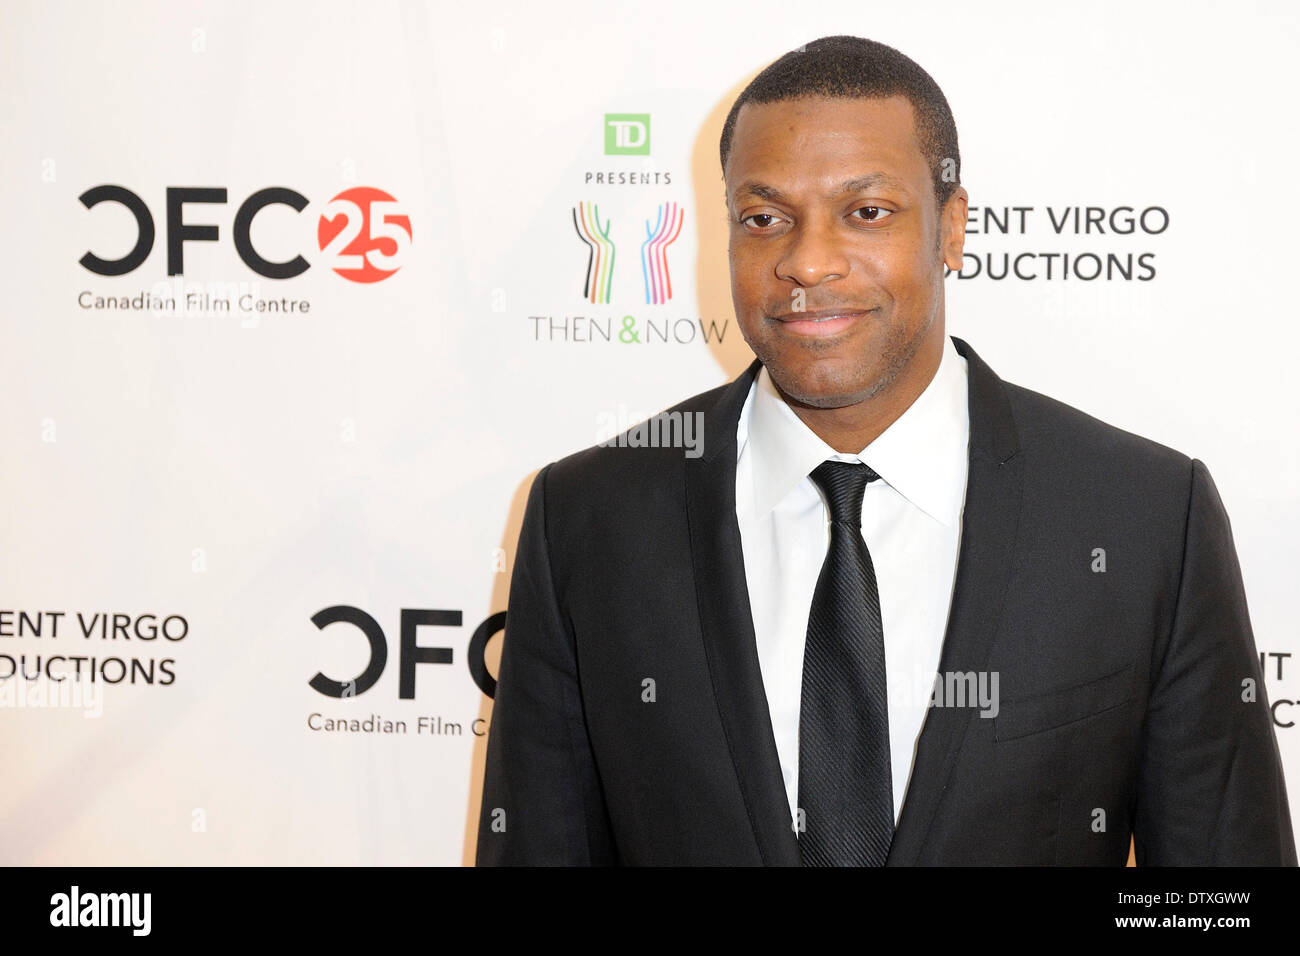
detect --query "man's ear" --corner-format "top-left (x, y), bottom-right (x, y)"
top-left (940, 186), bottom-right (969, 272)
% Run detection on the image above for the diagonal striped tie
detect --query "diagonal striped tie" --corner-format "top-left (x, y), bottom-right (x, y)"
top-left (798, 460), bottom-right (894, 866)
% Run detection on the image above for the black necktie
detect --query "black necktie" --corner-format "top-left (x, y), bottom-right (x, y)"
top-left (798, 460), bottom-right (894, 866)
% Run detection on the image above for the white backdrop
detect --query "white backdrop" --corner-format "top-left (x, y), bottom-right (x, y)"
top-left (1, 0), bottom-right (1296, 865)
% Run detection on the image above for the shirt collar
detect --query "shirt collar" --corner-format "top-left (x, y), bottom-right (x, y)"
top-left (736, 334), bottom-right (970, 526)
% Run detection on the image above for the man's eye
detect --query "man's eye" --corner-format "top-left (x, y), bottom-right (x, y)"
top-left (741, 213), bottom-right (782, 229)
top-left (851, 206), bottom-right (892, 222)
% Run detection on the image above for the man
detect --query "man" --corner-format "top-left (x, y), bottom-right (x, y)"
top-left (476, 35), bottom-right (1296, 865)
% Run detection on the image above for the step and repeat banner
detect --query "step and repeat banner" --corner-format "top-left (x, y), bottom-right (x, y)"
top-left (2, 0), bottom-right (1297, 865)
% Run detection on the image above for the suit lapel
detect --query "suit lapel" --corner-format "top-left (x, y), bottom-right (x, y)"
top-left (886, 335), bottom-right (1024, 864)
top-left (685, 357), bottom-right (802, 865)
top-left (685, 335), bottom-right (1023, 867)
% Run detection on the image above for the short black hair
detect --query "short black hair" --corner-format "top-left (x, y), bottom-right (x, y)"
top-left (719, 35), bottom-right (961, 213)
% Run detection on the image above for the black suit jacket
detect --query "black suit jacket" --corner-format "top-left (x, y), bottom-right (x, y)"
top-left (476, 335), bottom-right (1296, 865)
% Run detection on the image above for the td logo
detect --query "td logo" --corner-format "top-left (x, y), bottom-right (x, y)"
top-left (604, 113), bottom-right (650, 155)
top-left (78, 184), bottom-right (412, 283)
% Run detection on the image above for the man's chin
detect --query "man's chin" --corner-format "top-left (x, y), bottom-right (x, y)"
top-left (766, 365), bottom-right (885, 410)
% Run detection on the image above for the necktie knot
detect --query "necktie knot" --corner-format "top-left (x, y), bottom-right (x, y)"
top-left (810, 460), bottom-right (879, 526)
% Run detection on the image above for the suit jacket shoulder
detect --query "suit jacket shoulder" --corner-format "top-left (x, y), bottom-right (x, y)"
top-left (1003, 377), bottom-right (1193, 491)
top-left (537, 371), bottom-right (751, 570)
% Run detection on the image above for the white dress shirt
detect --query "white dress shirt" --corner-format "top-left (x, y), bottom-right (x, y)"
top-left (734, 334), bottom-right (971, 827)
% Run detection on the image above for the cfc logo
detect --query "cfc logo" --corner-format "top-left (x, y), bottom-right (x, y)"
top-left (79, 184), bottom-right (413, 283)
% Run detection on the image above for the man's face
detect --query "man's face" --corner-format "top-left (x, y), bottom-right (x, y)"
top-left (725, 94), bottom-right (966, 409)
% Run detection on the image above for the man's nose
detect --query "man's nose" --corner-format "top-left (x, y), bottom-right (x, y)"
top-left (775, 215), bottom-right (850, 286)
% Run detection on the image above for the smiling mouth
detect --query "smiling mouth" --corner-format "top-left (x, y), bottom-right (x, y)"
top-left (771, 308), bottom-right (876, 337)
